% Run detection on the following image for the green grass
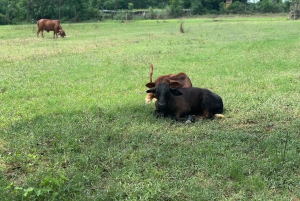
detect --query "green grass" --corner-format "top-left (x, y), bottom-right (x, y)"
top-left (0, 16), bottom-right (300, 200)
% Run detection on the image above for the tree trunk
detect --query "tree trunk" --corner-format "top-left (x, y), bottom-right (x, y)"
top-left (58, 0), bottom-right (63, 20)
top-left (289, 3), bottom-right (300, 20)
top-left (74, 5), bottom-right (77, 22)
top-left (27, 0), bottom-right (30, 22)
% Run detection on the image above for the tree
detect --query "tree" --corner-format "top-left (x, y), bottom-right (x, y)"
top-left (103, 0), bottom-right (122, 10)
top-left (128, 2), bottom-right (134, 10)
top-left (58, 0), bottom-right (63, 20)
top-left (257, 0), bottom-right (282, 13)
top-left (169, 0), bottom-right (183, 17)
top-left (191, 0), bottom-right (205, 14)
top-left (0, 0), bottom-right (294, 24)
top-left (289, 0), bottom-right (300, 19)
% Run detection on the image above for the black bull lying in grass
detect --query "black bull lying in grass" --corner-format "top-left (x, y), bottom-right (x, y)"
top-left (146, 81), bottom-right (224, 123)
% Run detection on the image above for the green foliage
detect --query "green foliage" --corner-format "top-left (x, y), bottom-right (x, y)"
top-left (169, 0), bottom-right (183, 17)
top-left (128, 2), bottom-right (134, 10)
top-left (257, 0), bottom-right (284, 13)
top-left (0, 0), bottom-right (294, 24)
top-left (191, 0), bottom-right (206, 15)
top-left (0, 13), bottom-right (6, 24)
top-left (226, 1), bottom-right (246, 14)
top-left (4, 173), bottom-right (68, 200)
top-left (148, 6), bottom-right (154, 19)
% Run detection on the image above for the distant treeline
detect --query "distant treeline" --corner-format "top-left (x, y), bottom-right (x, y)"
top-left (0, 0), bottom-right (292, 24)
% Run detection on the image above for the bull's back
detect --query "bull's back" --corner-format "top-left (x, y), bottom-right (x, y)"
top-left (37, 19), bottom-right (59, 31)
top-left (37, 19), bottom-right (44, 27)
top-left (178, 88), bottom-right (204, 113)
top-left (179, 87), bottom-right (223, 114)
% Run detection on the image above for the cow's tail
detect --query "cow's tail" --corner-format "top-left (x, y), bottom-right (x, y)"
top-left (150, 63), bottom-right (153, 83)
top-left (214, 114), bottom-right (225, 118)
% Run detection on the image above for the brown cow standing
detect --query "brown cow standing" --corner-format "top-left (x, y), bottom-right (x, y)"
top-left (37, 19), bottom-right (66, 38)
top-left (145, 64), bottom-right (192, 104)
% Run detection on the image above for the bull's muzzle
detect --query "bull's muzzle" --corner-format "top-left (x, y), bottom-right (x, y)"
top-left (157, 102), bottom-right (167, 110)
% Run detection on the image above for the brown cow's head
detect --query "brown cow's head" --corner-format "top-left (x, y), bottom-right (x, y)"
top-left (58, 30), bottom-right (66, 38)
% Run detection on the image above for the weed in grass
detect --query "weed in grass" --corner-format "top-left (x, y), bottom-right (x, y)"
top-left (180, 22), bottom-right (184, 33)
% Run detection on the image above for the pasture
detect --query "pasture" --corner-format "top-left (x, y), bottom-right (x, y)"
top-left (0, 15), bottom-right (299, 200)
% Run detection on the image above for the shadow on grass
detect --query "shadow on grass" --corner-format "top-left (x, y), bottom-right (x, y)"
top-left (1, 103), bottom-right (300, 200)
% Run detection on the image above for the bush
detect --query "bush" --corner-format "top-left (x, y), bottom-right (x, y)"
top-left (257, 0), bottom-right (284, 13)
top-left (148, 6), bottom-right (154, 19)
top-left (191, 0), bottom-right (206, 15)
top-left (0, 13), bottom-right (6, 25)
top-left (170, 0), bottom-right (183, 17)
top-left (81, 8), bottom-right (102, 21)
top-left (226, 1), bottom-right (246, 14)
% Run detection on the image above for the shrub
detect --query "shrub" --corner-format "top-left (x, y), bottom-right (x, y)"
top-left (257, 0), bottom-right (283, 13)
top-left (191, 0), bottom-right (206, 15)
top-left (226, 1), bottom-right (246, 14)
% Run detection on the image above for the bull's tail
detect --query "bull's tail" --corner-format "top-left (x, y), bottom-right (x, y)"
top-left (150, 63), bottom-right (153, 83)
top-left (214, 114), bottom-right (225, 118)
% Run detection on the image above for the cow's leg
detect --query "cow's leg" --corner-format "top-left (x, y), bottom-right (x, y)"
top-left (174, 114), bottom-right (189, 122)
top-left (174, 109), bottom-right (191, 122)
top-left (201, 102), bottom-right (214, 119)
top-left (41, 31), bottom-right (44, 38)
top-left (37, 29), bottom-right (43, 38)
top-left (185, 115), bottom-right (195, 124)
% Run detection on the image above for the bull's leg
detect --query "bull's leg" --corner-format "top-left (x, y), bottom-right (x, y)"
top-left (37, 30), bottom-right (43, 38)
top-left (41, 31), bottom-right (44, 38)
top-left (201, 102), bottom-right (214, 119)
top-left (174, 114), bottom-right (189, 122)
top-left (185, 115), bottom-right (195, 124)
top-left (174, 109), bottom-right (191, 122)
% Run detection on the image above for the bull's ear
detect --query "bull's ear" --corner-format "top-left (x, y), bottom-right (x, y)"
top-left (170, 88), bottom-right (182, 96)
top-left (169, 81), bottom-right (181, 89)
top-left (146, 87), bottom-right (156, 93)
top-left (146, 82), bottom-right (155, 88)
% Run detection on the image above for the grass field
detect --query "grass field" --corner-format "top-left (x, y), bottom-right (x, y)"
top-left (0, 15), bottom-right (300, 200)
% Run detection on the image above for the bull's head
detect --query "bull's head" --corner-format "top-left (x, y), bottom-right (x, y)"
top-left (146, 81), bottom-right (182, 111)
top-left (58, 30), bottom-right (66, 38)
